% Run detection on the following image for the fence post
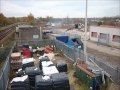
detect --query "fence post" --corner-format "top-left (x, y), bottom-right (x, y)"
top-left (73, 47), bottom-right (76, 62)
top-left (62, 42), bottom-right (64, 52)
top-left (2, 69), bottom-right (5, 90)
top-left (117, 67), bottom-right (120, 84)
top-left (78, 48), bottom-right (80, 62)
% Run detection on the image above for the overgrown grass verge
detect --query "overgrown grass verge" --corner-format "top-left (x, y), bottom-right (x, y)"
top-left (0, 41), bottom-right (14, 69)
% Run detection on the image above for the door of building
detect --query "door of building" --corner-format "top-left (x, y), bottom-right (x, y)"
top-left (98, 33), bottom-right (109, 45)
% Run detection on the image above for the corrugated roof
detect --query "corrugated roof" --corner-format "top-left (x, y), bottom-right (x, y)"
top-left (77, 64), bottom-right (95, 77)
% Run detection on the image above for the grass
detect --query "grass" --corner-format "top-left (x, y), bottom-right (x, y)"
top-left (100, 79), bottom-right (112, 90)
top-left (67, 60), bottom-right (89, 90)
top-left (68, 69), bottom-right (89, 90)
top-left (0, 61), bottom-right (4, 69)
top-left (0, 46), bottom-right (11, 69)
top-left (0, 24), bottom-right (15, 31)
top-left (100, 84), bottom-right (108, 90)
top-left (0, 35), bottom-right (15, 69)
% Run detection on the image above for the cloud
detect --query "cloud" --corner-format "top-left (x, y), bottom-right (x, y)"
top-left (87, 0), bottom-right (120, 17)
top-left (1, 1), bottom-right (29, 17)
top-left (0, 0), bottom-right (119, 18)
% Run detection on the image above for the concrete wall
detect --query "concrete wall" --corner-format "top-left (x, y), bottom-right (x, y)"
top-left (15, 26), bottom-right (41, 41)
top-left (90, 26), bottom-right (120, 47)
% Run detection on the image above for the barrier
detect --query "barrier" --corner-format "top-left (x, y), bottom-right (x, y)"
top-left (0, 42), bottom-right (16, 90)
top-left (54, 40), bottom-right (120, 84)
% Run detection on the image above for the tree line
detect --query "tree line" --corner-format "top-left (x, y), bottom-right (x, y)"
top-left (0, 13), bottom-right (54, 27)
top-left (1, 13), bottom-right (119, 27)
top-left (97, 16), bottom-right (120, 26)
top-left (0, 13), bottom-right (35, 27)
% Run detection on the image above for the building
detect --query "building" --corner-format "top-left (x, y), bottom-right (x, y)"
top-left (15, 25), bottom-right (42, 41)
top-left (89, 26), bottom-right (120, 47)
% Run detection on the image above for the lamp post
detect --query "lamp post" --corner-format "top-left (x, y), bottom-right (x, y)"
top-left (84, 0), bottom-right (88, 62)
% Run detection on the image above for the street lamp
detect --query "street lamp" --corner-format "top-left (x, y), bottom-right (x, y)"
top-left (84, 0), bottom-right (88, 62)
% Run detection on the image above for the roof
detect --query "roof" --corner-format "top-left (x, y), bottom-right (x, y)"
top-left (91, 25), bottom-right (120, 29)
top-left (77, 64), bottom-right (95, 77)
top-left (18, 26), bottom-right (39, 30)
top-left (50, 34), bottom-right (67, 37)
top-left (18, 25), bottom-right (33, 28)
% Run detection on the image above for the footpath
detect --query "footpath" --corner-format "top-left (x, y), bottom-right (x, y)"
top-left (86, 41), bottom-right (120, 57)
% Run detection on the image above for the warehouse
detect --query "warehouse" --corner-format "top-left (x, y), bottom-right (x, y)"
top-left (89, 26), bottom-right (120, 47)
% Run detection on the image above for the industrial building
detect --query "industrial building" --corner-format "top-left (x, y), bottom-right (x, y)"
top-left (89, 26), bottom-right (120, 47)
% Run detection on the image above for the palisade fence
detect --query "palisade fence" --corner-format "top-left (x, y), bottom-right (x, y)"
top-left (16, 39), bottom-right (55, 47)
top-left (0, 39), bottom-right (119, 90)
top-left (0, 42), bottom-right (16, 90)
top-left (17, 39), bottom-right (120, 84)
top-left (54, 40), bottom-right (120, 85)
top-left (0, 40), bottom-right (54, 90)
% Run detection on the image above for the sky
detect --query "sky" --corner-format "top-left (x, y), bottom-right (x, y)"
top-left (0, 0), bottom-right (120, 18)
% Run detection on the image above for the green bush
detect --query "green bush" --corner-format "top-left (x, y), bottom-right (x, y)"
top-left (97, 21), bottom-right (103, 26)
top-left (0, 46), bottom-right (11, 62)
top-left (13, 46), bottom-right (19, 52)
top-left (0, 41), bottom-right (15, 68)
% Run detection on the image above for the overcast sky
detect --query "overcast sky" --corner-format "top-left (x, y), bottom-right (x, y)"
top-left (0, 0), bottom-right (120, 18)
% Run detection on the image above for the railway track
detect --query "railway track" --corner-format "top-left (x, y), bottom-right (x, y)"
top-left (0, 26), bottom-right (16, 42)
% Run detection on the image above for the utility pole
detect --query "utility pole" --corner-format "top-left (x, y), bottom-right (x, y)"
top-left (84, 0), bottom-right (88, 62)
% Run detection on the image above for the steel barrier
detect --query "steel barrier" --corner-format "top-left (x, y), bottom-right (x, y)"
top-left (54, 40), bottom-right (120, 84)
top-left (0, 42), bottom-right (16, 90)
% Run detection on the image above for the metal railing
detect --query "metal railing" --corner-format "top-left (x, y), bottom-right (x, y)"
top-left (0, 39), bottom-right (119, 90)
top-left (0, 42), bottom-right (16, 90)
top-left (16, 39), bottom-right (54, 47)
top-left (54, 40), bottom-right (120, 84)
top-left (0, 40), bottom-right (54, 90)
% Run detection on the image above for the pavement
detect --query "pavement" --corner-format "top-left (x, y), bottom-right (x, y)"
top-left (86, 42), bottom-right (120, 67)
top-left (86, 40), bottom-right (120, 57)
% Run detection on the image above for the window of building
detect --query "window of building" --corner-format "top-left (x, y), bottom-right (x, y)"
top-left (91, 32), bottom-right (97, 38)
top-left (112, 35), bottom-right (120, 43)
top-left (100, 33), bottom-right (108, 39)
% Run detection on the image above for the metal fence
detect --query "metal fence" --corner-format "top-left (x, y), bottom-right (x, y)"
top-left (0, 42), bottom-right (16, 90)
top-left (16, 39), bottom-right (54, 47)
top-left (0, 39), bottom-right (119, 90)
top-left (0, 40), bottom-right (54, 90)
top-left (54, 40), bottom-right (120, 84)
top-left (87, 54), bottom-right (120, 84)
